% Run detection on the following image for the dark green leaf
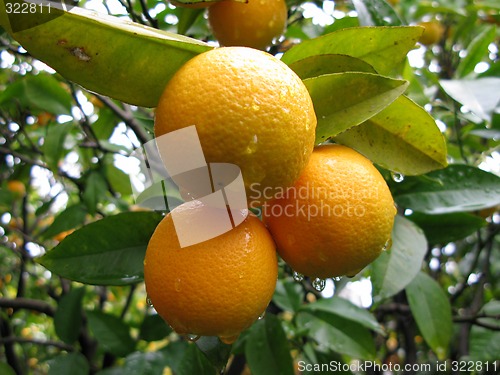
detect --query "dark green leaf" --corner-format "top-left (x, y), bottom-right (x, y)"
top-left (42, 122), bottom-right (73, 171)
top-left (406, 272), bottom-right (452, 360)
top-left (246, 314), bottom-right (295, 375)
top-left (92, 108), bottom-right (119, 140)
top-left (273, 277), bottom-right (304, 313)
top-left (301, 297), bottom-right (383, 334)
top-left (86, 310), bottom-right (135, 357)
top-left (467, 301), bottom-right (500, 361)
top-left (300, 345), bottom-right (353, 374)
top-left (394, 165), bottom-right (500, 214)
top-left (288, 54), bottom-right (376, 80)
top-left (37, 211), bottom-right (164, 285)
top-left (104, 156), bottom-right (133, 196)
top-left (371, 216), bottom-right (427, 301)
top-left (42, 204), bottom-right (87, 240)
top-left (304, 72), bottom-right (408, 143)
top-left (352, 0), bottom-right (403, 26)
top-left (296, 311), bottom-right (376, 359)
top-left (282, 26), bottom-right (423, 75)
top-left (139, 314), bottom-right (172, 342)
top-left (0, 74), bottom-right (72, 115)
top-left (95, 351), bottom-right (170, 375)
top-left (176, 343), bottom-right (216, 375)
top-left (47, 352), bottom-right (89, 375)
top-left (407, 212), bottom-right (487, 245)
top-left (334, 95), bottom-right (448, 175)
top-left (195, 336), bottom-right (232, 374)
top-left (456, 26), bottom-right (496, 78)
top-left (83, 171), bottom-right (109, 214)
top-left (54, 287), bottom-right (85, 344)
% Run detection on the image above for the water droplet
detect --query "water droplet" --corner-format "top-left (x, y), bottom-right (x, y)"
top-left (383, 238), bottom-right (393, 251)
top-left (219, 334), bottom-right (239, 344)
top-left (332, 276), bottom-right (342, 282)
top-left (312, 277), bottom-right (326, 292)
top-left (185, 334), bottom-right (200, 342)
top-left (258, 310), bottom-right (266, 320)
top-left (244, 135), bottom-right (259, 155)
top-left (146, 296), bottom-right (153, 307)
top-left (293, 271), bottom-right (304, 282)
top-left (391, 172), bottom-right (405, 183)
top-left (174, 278), bottom-right (181, 292)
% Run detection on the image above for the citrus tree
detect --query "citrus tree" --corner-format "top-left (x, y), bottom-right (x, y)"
top-left (0, 0), bottom-right (499, 374)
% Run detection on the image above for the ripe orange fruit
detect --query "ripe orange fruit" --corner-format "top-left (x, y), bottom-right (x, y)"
top-left (208, 0), bottom-right (288, 50)
top-left (7, 180), bottom-right (26, 199)
top-left (155, 47), bottom-right (316, 205)
top-left (418, 21), bottom-right (444, 46)
top-left (263, 144), bottom-right (396, 279)
top-left (144, 202), bottom-right (278, 343)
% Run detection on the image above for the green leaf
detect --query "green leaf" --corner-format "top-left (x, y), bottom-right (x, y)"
top-left (139, 314), bottom-right (172, 342)
top-left (195, 337), bottom-right (232, 374)
top-left (407, 212), bottom-right (487, 245)
top-left (37, 211), bottom-right (164, 285)
top-left (406, 272), bottom-right (452, 360)
top-left (86, 310), bottom-right (135, 357)
top-left (54, 287), bottom-right (85, 344)
top-left (0, 362), bottom-right (16, 375)
top-left (273, 277), bottom-right (304, 313)
top-left (456, 26), bottom-right (496, 78)
top-left (288, 54), bottom-right (376, 80)
top-left (296, 311), bottom-right (376, 360)
top-left (42, 204), bottom-right (87, 240)
top-left (104, 157), bottom-right (133, 196)
top-left (176, 343), bottom-right (216, 375)
top-left (301, 296), bottom-right (384, 334)
top-left (352, 0), bottom-right (403, 26)
top-left (92, 108), bottom-right (119, 140)
top-left (371, 216), bottom-right (427, 301)
top-left (95, 351), bottom-right (169, 375)
top-left (304, 72), bottom-right (408, 143)
top-left (47, 352), bottom-right (90, 375)
top-left (394, 165), bottom-right (500, 214)
top-left (440, 78), bottom-right (500, 122)
top-left (5, 3), bottom-right (211, 107)
top-left (282, 26), bottom-right (423, 75)
top-left (467, 301), bottom-right (500, 361)
top-left (334, 95), bottom-right (448, 175)
top-left (177, 7), bottom-right (204, 35)
top-left (83, 171), bottom-right (109, 214)
top-left (246, 314), bottom-right (295, 375)
top-left (42, 122), bottom-right (73, 171)
top-left (0, 73), bottom-right (72, 114)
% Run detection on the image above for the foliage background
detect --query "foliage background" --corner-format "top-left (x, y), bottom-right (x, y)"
top-left (0, 0), bottom-right (499, 374)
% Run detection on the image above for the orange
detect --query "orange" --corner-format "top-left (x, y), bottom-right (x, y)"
top-left (263, 144), bottom-right (396, 279)
top-left (418, 21), bottom-right (444, 46)
top-left (7, 180), bottom-right (26, 198)
top-left (208, 0), bottom-right (288, 50)
top-left (144, 202), bottom-right (278, 343)
top-left (154, 47), bottom-right (316, 205)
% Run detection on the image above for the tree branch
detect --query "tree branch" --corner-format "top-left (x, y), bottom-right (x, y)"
top-left (0, 297), bottom-right (56, 317)
top-left (0, 336), bottom-right (74, 351)
top-left (95, 95), bottom-right (151, 145)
